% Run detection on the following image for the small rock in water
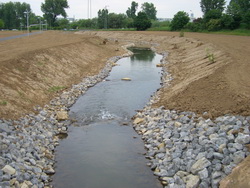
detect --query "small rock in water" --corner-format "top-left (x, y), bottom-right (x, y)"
top-left (56, 111), bottom-right (69, 121)
top-left (121, 77), bottom-right (131, 81)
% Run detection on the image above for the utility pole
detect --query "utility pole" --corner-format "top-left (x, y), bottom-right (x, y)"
top-left (87, 0), bottom-right (92, 19)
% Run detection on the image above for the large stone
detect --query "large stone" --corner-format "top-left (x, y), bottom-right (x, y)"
top-left (2, 165), bottom-right (16, 175)
top-left (56, 111), bottom-right (68, 121)
top-left (133, 118), bottom-right (144, 125)
top-left (185, 174), bottom-right (200, 188)
top-left (0, 123), bottom-right (13, 134)
top-left (198, 168), bottom-right (209, 180)
top-left (191, 157), bottom-right (211, 174)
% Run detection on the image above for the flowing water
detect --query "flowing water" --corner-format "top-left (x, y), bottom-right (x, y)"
top-left (52, 48), bottom-right (163, 188)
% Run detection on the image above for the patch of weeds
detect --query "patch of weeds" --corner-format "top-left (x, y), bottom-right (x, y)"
top-left (37, 61), bottom-right (44, 66)
top-left (17, 91), bottom-right (25, 97)
top-left (0, 100), bottom-right (7, 106)
top-left (206, 48), bottom-right (215, 64)
top-left (48, 86), bottom-right (66, 93)
top-left (179, 31), bottom-right (184, 37)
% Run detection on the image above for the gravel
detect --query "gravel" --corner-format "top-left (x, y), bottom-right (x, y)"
top-left (0, 44), bottom-right (134, 188)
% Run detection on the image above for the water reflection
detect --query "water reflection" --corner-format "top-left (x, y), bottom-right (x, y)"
top-left (52, 48), bottom-right (163, 188)
top-left (130, 48), bottom-right (156, 62)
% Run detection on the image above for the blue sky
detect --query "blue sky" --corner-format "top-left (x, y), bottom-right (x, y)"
top-left (1, 0), bottom-right (231, 19)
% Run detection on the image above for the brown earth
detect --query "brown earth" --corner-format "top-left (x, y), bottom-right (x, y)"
top-left (0, 31), bottom-right (125, 119)
top-left (85, 31), bottom-right (250, 118)
top-left (0, 30), bottom-right (250, 187)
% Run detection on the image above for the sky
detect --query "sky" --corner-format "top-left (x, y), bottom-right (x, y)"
top-left (1, 0), bottom-right (230, 19)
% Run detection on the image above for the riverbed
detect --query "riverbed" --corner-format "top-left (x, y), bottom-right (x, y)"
top-left (52, 48), bottom-right (163, 188)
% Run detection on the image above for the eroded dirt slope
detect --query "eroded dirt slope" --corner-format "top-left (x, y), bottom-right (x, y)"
top-left (0, 31), bottom-right (125, 119)
top-left (84, 31), bottom-right (250, 118)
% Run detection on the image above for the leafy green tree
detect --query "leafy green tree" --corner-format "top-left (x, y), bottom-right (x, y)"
top-left (77, 18), bottom-right (97, 29)
top-left (55, 18), bottom-right (69, 29)
top-left (203, 9), bottom-right (222, 23)
top-left (170, 11), bottom-right (190, 31)
top-left (220, 14), bottom-right (234, 29)
top-left (200, 0), bottom-right (226, 14)
top-left (41, 0), bottom-right (69, 27)
top-left (227, 0), bottom-right (250, 28)
top-left (0, 2), bottom-right (32, 29)
top-left (242, 12), bottom-right (250, 29)
top-left (124, 17), bottom-right (134, 28)
top-left (141, 2), bottom-right (157, 20)
top-left (0, 19), bottom-right (4, 29)
top-left (97, 9), bottom-right (109, 29)
top-left (108, 13), bottom-right (127, 29)
top-left (134, 11), bottom-right (151, 31)
top-left (126, 1), bottom-right (138, 19)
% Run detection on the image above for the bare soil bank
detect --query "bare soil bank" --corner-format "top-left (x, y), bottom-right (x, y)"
top-left (0, 30), bottom-right (249, 187)
top-left (0, 31), bottom-right (125, 119)
top-left (85, 31), bottom-right (250, 118)
top-left (1, 30), bottom-right (250, 119)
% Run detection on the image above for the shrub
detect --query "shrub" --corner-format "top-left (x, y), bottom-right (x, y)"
top-left (207, 19), bottom-right (222, 31)
top-left (134, 12), bottom-right (151, 31)
top-left (170, 11), bottom-right (190, 31)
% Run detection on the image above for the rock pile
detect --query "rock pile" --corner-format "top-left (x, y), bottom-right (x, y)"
top-left (0, 44), bottom-right (134, 188)
top-left (133, 106), bottom-right (250, 188)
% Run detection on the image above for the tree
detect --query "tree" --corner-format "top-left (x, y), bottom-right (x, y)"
top-left (41, 0), bottom-right (69, 27)
top-left (170, 11), bottom-right (190, 31)
top-left (203, 9), bottom-right (222, 22)
top-left (0, 2), bottom-right (32, 29)
top-left (134, 11), bottom-right (151, 31)
top-left (108, 13), bottom-right (127, 29)
top-left (200, 0), bottom-right (226, 14)
top-left (0, 19), bottom-right (4, 29)
top-left (141, 2), bottom-right (157, 20)
top-left (126, 1), bottom-right (138, 19)
top-left (97, 9), bottom-right (108, 29)
top-left (227, 0), bottom-right (250, 28)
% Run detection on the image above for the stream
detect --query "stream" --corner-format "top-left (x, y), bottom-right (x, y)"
top-left (52, 48), bottom-right (163, 188)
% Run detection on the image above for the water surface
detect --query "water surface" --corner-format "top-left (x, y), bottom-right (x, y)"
top-left (53, 48), bottom-right (163, 188)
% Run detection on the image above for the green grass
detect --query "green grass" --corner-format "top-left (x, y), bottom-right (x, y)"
top-left (48, 86), bottom-right (66, 93)
top-left (0, 100), bottom-right (7, 106)
top-left (210, 29), bottom-right (250, 36)
top-left (206, 48), bottom-right (215, 64)
top-left (37, 61), bottom-right (44, 66)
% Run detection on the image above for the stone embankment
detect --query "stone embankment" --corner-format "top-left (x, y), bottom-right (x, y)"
top-left (0, 44), bottom-right (134, 188)
top-left (132, 49), bottom-right (250, 188)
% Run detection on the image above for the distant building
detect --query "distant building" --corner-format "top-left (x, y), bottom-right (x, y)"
top-left (189, 12), bottom-right (195, 22)
top-left (157, 18), bottom-right (172, 22)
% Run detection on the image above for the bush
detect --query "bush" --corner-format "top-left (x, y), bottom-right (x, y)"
top-left (242, 12), bottom-right (250, 29)
top-left (170, 11), bottom-right (190, 31)
top-left (134, 12), bottom-right (151, 31)
top-left (207, 19), bottom-right (222, 31)
top-left (185, 22), bottom-right (202, 32)
top-left (221, 14), bottom-right (234, 29)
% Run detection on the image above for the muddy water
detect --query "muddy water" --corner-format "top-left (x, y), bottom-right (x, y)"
top-left (52, 48), bottom-right (163, 188)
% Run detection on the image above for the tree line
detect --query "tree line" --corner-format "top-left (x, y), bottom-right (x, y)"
top-left (0, 0), bottom-right (249, 31)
